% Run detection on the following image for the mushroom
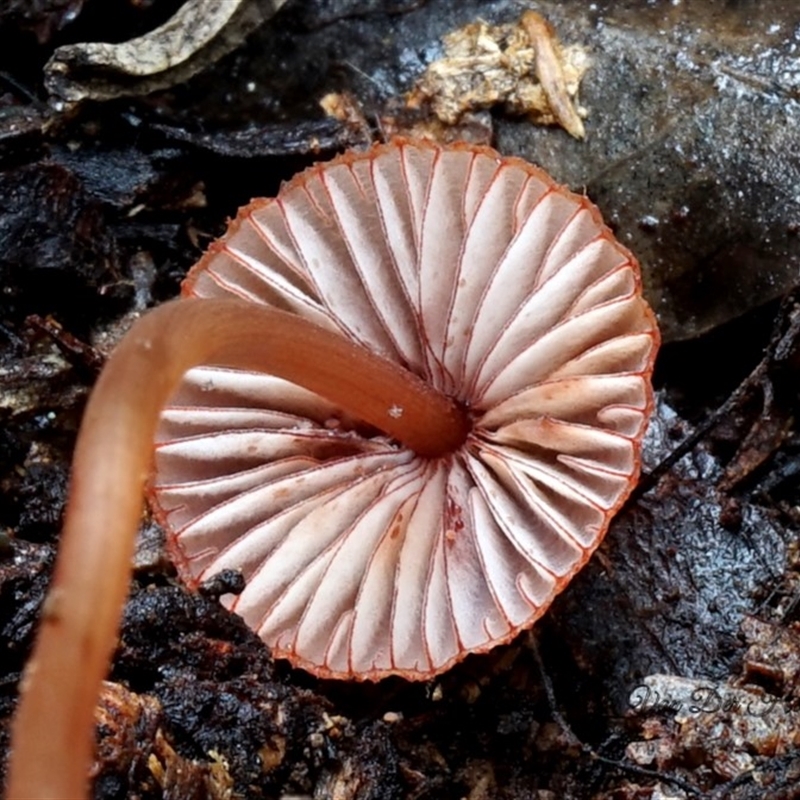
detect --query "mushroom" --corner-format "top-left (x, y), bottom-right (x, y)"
top-left (6, 138), bottom-right (658, 799)
top-left (151, 138), bottom-right (659, 679)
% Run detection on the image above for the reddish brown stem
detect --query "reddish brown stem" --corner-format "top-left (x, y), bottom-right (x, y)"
top-left (6, 297), bottom-right (469, 799)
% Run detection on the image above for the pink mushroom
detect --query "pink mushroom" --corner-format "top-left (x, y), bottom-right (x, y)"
top-left (7, 138), bottom-right (658, 799)
top-left (150, 138), bottom-right (659, 680)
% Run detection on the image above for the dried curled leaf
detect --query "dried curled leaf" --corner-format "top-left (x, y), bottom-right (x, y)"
top-left (45, 0), bottom-right (289, 103)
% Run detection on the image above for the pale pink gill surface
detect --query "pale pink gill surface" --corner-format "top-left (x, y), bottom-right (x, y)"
top-left (150, 139), bottom-right (659, 681)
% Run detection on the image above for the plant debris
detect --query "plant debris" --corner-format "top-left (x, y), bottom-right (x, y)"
top-left (405, 11), bottom-right (589, 139)
top-left (45, 0), bottom-right (290, 104)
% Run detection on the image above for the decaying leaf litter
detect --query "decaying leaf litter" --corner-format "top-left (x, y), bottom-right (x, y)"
top-left (3, 1), bottom-right (800, 798)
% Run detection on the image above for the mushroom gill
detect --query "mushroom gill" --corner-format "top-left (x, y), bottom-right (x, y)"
top-left (150, 138), bottom-right (659, 680)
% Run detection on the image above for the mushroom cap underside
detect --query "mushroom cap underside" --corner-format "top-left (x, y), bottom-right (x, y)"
top-left (149, 138), bottom-right (659, 681)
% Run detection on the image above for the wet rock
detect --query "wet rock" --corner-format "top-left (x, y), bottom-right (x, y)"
top-left (544, 394), bottom-right (792, 712)
top-left (225, 0), bottom-right (800, 341)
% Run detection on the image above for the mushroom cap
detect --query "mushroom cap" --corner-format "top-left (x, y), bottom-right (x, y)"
top-left (150, 139), bottom-right (659, 681)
